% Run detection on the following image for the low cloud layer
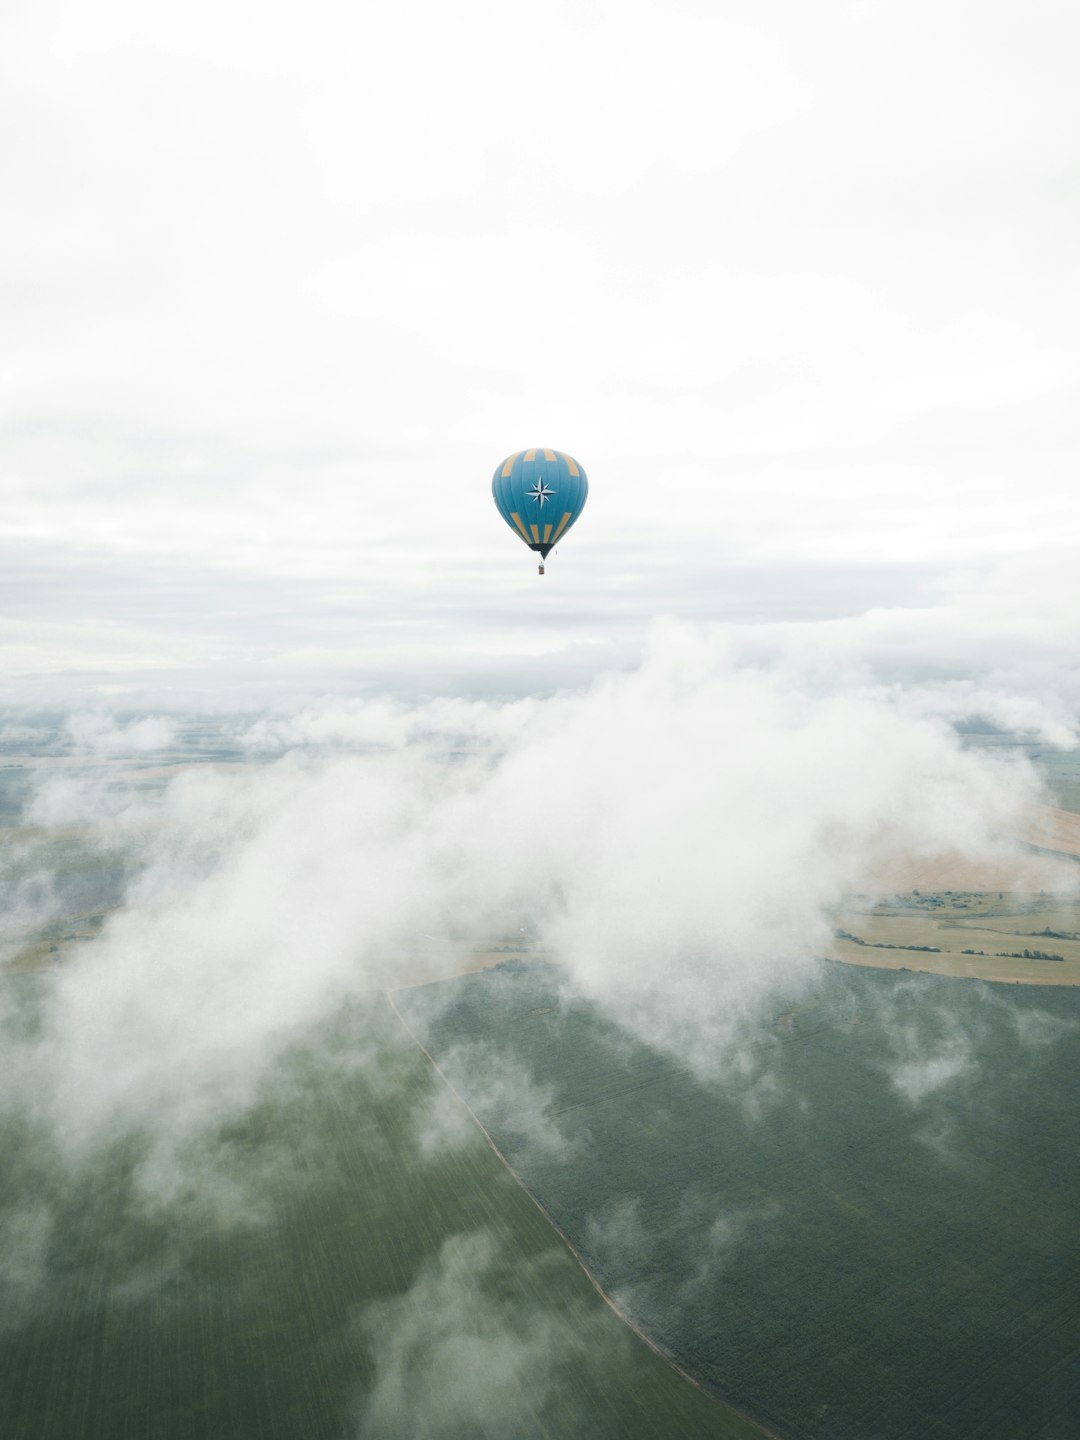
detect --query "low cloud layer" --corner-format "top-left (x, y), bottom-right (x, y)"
top-left (1, 628), bottom-right (1067, 1171)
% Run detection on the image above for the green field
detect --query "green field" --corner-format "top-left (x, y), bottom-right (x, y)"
top-left (0, 981), bottom-right (767, 1440)
top-left (397, 960), bottom-right (1080, 1439)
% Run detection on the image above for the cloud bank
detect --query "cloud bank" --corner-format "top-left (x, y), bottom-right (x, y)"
top-left (1, 627), bottom-right (1066, 1173)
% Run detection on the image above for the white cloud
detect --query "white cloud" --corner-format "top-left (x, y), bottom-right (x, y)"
top-left (64, 712), bottom-right (177, 755)
top-left (888, 1033), bottom-right (976, 1106)
top-left (355, 1230), bottom-right (583, 1439)
top-left (411, 1042), bottom-right (581, 1169)
top-left (0, 628), bottom-right (1063, 1166)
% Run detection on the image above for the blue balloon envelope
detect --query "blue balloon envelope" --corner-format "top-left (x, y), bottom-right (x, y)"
top-left (492, 449), bottom-right (588, 571)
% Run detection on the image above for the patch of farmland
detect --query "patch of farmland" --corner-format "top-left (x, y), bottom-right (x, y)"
top-left (0, 980), bottom-right (767, 1440)
top-left (397, 961), bottom-right (1080, 1440)
top-left (828, 891), bottom-right (1080, 985)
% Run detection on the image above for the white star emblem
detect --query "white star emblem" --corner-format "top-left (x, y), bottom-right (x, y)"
top-left (528, 477), bottom-right (557, 508)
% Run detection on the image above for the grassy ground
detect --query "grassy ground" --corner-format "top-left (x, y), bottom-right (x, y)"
top-left (0, 983), bottom-right (768, 1440)
top-left (399, 961), bottom-right (1080, 1440)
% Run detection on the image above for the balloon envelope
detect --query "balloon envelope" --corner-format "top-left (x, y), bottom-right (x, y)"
top-left (492, 449), bottom-right (588, 559)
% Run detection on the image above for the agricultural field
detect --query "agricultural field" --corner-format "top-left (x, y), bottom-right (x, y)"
top-left (825, 732), bottom-right (1080, 985)
top-left (827, 890), bottom-right (1080, 985)
top-left (0, 981), bottom-right (768, 1440)
top-left (397, 960), bottom-right (1080, 1440)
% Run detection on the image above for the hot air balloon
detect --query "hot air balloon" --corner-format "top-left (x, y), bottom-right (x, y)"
top-left (492, 448), bottom-right (588, 575)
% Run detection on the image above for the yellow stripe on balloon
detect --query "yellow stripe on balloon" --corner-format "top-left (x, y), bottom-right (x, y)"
top-left (551, 511), bottom-right (572, 542)
top-left (509, 512), bottom-right (531, 542)
top-left (524, 448), bottom-right (537, 462)
top-left (530, 523), bottom-right (540, 543)
top-left (501, 454), bottom-right (517, 478)
top-left (542, 448), bottom-right (556, 461)
top-left (543, 523), bottom-right (552, 544)
top-left (563, 454), bottom-right (579, 477)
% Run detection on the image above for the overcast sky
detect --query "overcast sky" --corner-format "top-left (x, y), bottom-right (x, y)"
top-left (2, 0), bottom-right (1077, 704)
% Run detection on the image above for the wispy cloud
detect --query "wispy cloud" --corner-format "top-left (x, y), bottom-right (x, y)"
top-left (412, 1042), bottom-right (581, 1169)
top-left (354, 1231), bottom-right (583, 1438)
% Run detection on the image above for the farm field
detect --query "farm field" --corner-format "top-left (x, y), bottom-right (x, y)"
top-left (0, 981), bottom-right (767, 1440)
top-left (827, 889), bottom-right (1080, 984)
top-left (397, 960), bottom-right (1080, 1440)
